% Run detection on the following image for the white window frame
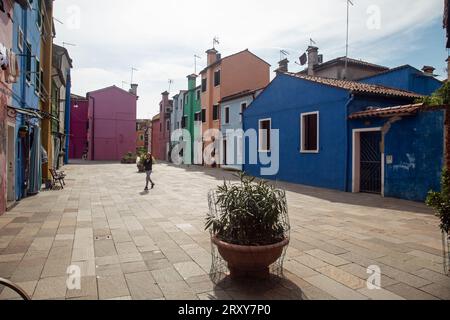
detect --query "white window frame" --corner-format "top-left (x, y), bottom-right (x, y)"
top-left (300, 111), bottom-right (320, 154)
top-left (18, 27), bottom-right (24, 52)
top-left (258, 118), bottom-right (272, 153)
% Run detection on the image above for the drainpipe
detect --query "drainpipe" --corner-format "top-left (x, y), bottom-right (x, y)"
top-left (344, 93), bottom-right (355, 193)
top-left (88, 95), bottom-right (96, 160)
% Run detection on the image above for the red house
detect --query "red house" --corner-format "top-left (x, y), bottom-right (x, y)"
top-left (151, 92), bottom-right (172, 160)
top-left (69, 94), bottom-right (89, 159)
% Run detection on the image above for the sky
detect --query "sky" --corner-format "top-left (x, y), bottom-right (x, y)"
top-left (53, 0), bottom-right (447, 119)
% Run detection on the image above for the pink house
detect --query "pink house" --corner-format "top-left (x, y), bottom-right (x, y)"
top-left (87, 85), bottom-right (138, 161)
top-left (69, 94), bottom-right (89, 159)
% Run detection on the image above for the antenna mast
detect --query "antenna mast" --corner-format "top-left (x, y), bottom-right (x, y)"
top-left (194, 55), bottom-right (201, 74)
top-left (344, 0), bottom-right (354, 80)
top-left (168, 79), bottom-right (173, 93)
top-left (131, 67), bottom-right (138, 84)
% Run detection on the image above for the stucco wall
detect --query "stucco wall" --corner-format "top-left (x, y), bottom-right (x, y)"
top-left (69, 98), bottom-right (89, 159)
top-left (243, 74), bottom-right (351, 190)
top-left (88, 87), bottom-right (137, 161)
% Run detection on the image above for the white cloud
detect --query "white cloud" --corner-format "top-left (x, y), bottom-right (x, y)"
top-left (54, 0), bottom-right (444, 118)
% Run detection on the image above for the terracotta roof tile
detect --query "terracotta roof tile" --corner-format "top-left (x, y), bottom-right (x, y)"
top-left (283, 72), bottom-right (423, 99)
top-left (348, 103), bottom-right (424, 119)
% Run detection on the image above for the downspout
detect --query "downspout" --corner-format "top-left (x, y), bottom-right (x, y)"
top-left (88, 95), bottom-right (95, 160)
top-left (64, 71), bottom-right (71, 165)
top-left (344, 93), bottom-right (355, 193)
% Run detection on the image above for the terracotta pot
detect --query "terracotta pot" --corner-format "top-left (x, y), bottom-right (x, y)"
top-left (212, 236), bottom-right (289, 279)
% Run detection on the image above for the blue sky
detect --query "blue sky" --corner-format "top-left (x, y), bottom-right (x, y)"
top-left (54, 0), bottom-right (446, 118)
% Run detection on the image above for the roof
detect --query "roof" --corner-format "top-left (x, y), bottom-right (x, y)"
top-left (220, 87), bottom-right (266, 103)
top-left (87, 85), bottom-right (138, 98)
top-left (349, 103), bottom-right (424, 119)
top-left (282, 72), bottom-right (423, 99)
top-left (199, 49), bottom-right (271, 74)
top-left (70, 93), bottom-right (87, 100)
top-left (152, 114), bottom-right (160, 121)
top-left (356, 64), bottom-right (443, 82)
top-left (299, 56), bottom-right (389, 75)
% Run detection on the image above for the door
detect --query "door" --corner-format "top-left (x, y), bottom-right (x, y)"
top-left (7, 124), bottom-right (15, 201)
top-left (359, 131), bottom-right (382, 194)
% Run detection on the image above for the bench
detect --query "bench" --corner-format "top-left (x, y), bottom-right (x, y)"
top-left (49, 168), bottom-right (66, 189)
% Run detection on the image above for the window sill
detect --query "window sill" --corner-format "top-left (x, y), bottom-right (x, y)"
top-left (300, 150), bottom-right (320, 154)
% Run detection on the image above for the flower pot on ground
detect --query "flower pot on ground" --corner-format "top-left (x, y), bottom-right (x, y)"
top-left (206, 173), bottom-right (290, 279)
top-left (426, 168), bottom-right (450, 275)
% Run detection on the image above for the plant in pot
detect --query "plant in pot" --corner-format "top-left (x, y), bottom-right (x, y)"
top-left (206, 173), bottom-right (290, 279)
top-left (426, 168), bottom-right (450, 275)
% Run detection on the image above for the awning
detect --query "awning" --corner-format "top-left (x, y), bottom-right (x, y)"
top-left (7, 105), bottom-right (43, 119)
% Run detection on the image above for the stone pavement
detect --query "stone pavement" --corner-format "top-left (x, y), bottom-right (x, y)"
top-left (0, 162), bottom-right (449, 300)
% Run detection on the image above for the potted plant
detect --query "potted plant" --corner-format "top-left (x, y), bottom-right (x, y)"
top-left (426, 169), bottom-right (450, 275)
top-left (206, 173), bottom-right (290, 279)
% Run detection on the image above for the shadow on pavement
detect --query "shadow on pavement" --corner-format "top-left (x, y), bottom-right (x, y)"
top-left (212, 275), bottom-right (306, 300)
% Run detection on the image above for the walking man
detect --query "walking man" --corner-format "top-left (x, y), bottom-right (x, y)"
top-left (144, 152), bottom-right (155, 191)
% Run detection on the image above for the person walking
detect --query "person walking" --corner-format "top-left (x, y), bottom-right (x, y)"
top-left (144, 152), bottom-right (155, 191)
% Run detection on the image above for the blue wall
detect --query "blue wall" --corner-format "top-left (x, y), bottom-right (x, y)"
top-left (12, 2), bottom-right (42, 200)
top-left (359, 65), bottom-right (442, 96)
top-left (384, 111), bottom-right (444, 201)
top-left (243, 73), bottom-right (351, 191)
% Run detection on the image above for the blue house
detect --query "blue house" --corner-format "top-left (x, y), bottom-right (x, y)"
top-left (358, 65), bottom-right (442, 96)
top-left (10, 0), bottom-right (43, 200)
top-left (220, 88), bottom-right (263, 171)
top-left (243, 72), bottom-right (444, 202)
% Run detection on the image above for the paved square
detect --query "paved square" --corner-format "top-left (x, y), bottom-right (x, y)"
top-left (0, 162), bottom-right (449, 300)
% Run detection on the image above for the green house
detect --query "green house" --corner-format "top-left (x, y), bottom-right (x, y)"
top-left (182, 74), bottom-right (202, 164)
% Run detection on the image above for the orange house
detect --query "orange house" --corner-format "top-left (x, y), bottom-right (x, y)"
top-left (199, 48), bottom-right (270, 163)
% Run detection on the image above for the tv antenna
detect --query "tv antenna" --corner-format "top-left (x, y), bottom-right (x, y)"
top-left (213, 37), bottom-right (220, 49)
top-left (280, 50), bottom-right (289, 61)
top-left (344, 0), bottom-right (354, 80)
top-left (194, 54), bottom-right (201, 74)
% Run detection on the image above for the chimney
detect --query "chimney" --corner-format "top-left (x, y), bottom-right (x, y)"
top-left (187, 74), bottom-right (198, 91)
top-left (275, 58), bottom-right (289, 74)
top-left (307, 46), bottom-right (319, 76)
top-left (206, 48), bottom-right (219, 66)
top-left (129, 83), bottom-right (138, 96)
top-left (422, 65), bottom-right (435, 76)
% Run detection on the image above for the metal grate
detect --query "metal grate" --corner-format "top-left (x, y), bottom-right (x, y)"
top-left (360, 131), bottom-right (382, 194)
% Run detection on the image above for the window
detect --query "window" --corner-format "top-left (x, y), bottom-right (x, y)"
top-left (240, 102), bottom-right (247, 122)
top-left (301, 112), bottom-right (319, 153)
top-left (37, 0), bottom-right (43, 30)
top-left (259, 119), bottom-right (271, 152)
top-left (18, 27), bottom-right (24, 52)
top-left (25, 41), bottom-right (32, 83)
top-left (224, 106), bottom-right (230, 124)
top-left (214, 70), bottom-right (221, 87)
top-left (166, 120), bottom-right (170, 131)
top-left (140, 135), bottom-right (144, 141)
top-left (181, 116), bottom-right (187, 129)
top-left (201, 78), bottom-right (207, 92)
top-left (213, 105), bottom-right (219, 121)
top-left (194, 112), bottom-right (201, 122)
top-left (201, 109), bottom-right (206, 123)
top-left (196, 90), bottom-right (200, 101)
top-left (185, 95), bottom-right (188, 105)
